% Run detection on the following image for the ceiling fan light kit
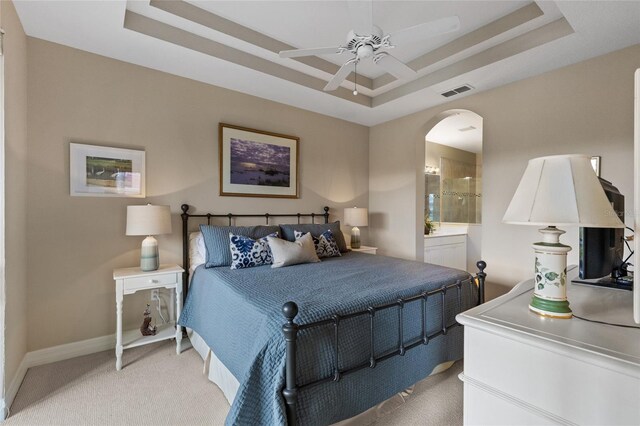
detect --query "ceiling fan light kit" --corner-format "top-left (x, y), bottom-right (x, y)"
top-left (278, 2), bottom-right (460, 93)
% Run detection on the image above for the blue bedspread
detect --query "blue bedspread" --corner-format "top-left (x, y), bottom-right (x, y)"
top-left (179, 252), bottom-right (477, 425)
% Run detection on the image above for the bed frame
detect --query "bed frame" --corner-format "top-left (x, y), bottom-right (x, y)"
top-left (180, 204), bottom-right (486, 426)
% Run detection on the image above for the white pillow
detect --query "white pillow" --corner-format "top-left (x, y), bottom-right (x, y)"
top-left (189, 231), bottom-right (206, 271)
top-left (268, 233), bottom-right (320, 268)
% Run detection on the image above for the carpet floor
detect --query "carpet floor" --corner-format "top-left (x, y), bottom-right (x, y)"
top-left (5, 341), bottom-right (463, 425)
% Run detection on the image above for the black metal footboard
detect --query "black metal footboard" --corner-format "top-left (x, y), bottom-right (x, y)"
top-left (281, 260), bottom-right (487, 426)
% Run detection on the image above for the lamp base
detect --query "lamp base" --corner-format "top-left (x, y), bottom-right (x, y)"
top-left (350, 226), bottom-right (361, 249)
top-left (530, 226), bottom-right (572, 319)
top-left (140, 236), bottom-right (159, 272)
top-left (529, 295), bottom-right (572, 319)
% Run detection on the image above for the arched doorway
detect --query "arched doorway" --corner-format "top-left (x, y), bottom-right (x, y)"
top-left (421, 109), bottom-right (483, 273)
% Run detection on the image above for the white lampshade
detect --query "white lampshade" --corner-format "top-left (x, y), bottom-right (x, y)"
top-left (504, 154), bottom-right (625, 320)
top-left (126, 205), bottom-right (172, 236)
top-left (503, 154), bottom-right (624, 228)
top-left (344, 207), bottom-right (368, 227)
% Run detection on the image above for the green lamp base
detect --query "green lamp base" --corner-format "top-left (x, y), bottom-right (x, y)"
top-left (529, 294), bottom-right (572, 319)
top-left (529, 226), bottom-right (572, 319)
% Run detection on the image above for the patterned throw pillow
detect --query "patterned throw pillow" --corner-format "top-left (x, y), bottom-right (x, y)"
top-left (294, 230), bottom-right (341, 259)
top-left (229, 232), bottom-right (278, 270)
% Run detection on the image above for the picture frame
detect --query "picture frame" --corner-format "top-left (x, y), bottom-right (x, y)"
top-left (219, 123), bottom-right (299, 198)
top-left (590, 155), bottom-right (601, 177)
top-left (70, 143), bottom-right (145, 197)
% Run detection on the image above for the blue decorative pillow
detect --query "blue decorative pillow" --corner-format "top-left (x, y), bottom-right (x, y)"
top-left (200, 224), bottom-right (280, 267)
top-left (229, 232), bottom-right (278, 270)
top-left (294, 230), bottom-right (341, 259)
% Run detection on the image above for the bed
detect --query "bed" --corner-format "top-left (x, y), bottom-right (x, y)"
top-left (177, 205), bottom-right (486, 425)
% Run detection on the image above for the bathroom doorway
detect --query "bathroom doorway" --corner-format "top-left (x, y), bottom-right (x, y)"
top-left (424, 110), bottom-right (482, 272)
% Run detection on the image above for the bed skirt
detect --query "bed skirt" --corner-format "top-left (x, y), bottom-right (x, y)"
top-left (186, 328), bottom-right (454, 425)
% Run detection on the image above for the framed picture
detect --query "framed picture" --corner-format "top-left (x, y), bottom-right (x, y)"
top-left (591, 156), bottom-right (601, 177)
top-left (219, 123), bottom-right (299, 198)
top-left (70, 143), bottom-right (145, 197)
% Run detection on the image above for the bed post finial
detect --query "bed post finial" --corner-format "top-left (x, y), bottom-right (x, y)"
top-left (282, 302), bottom-right (299, 426)
top-left (283, 301), bottom-right (298, 321)
top-left (476, 260), bottom-right (487, 305)
top-left (181, 204), bottom-right (189, 214)
top-left (323, 206), bottom-right (329, 224)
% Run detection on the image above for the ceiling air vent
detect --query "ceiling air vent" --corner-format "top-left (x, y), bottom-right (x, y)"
top-left (441, 84), bottom-right (474, 98)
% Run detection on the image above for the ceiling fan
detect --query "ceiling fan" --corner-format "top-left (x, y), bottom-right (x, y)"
top-left (278, 1), bottom-right (460, 93)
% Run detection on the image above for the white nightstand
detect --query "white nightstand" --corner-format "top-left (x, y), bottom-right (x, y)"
top-left (349, 245), bottom-right (377, 255)
top-left (113, 264), bottom-right (184, 371)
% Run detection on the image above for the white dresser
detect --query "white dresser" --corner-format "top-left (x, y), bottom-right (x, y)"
top-left (457, 267), bottom-right (640, 425)
top-left (424, 234), bottom-right (467, 270)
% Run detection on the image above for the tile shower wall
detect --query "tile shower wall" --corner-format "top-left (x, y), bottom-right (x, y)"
top-left (440, 157), bottom-right (482, 223)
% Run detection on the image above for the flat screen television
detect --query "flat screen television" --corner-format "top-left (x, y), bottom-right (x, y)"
top-left (575, 178), bottom-right (630, 289)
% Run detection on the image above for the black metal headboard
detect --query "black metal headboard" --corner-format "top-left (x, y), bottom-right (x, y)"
top-left (180, 204), bottom-right (330, 300)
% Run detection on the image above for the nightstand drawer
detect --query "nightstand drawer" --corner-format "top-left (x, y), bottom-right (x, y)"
top-left (123, 273), bottom-right (177, 292)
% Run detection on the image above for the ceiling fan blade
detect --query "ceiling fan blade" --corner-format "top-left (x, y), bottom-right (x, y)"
top-left (388, 16), bottom-right (460, 46)
top-left (347, 0), bottom-right (374, 35)
top-left (324, 60), bottom-right (356, 92)
top-left (374, 53), bottom-right (416, 80)
top-left (279, 46), bottom-right (343, 58)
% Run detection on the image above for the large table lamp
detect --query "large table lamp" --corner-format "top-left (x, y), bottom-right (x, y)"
top-left (344, 207), bottom-right (368, 249)
top-left (126, 204), bottom-right (172, 271)
top-left (503, 154), bottom-right (624, 319)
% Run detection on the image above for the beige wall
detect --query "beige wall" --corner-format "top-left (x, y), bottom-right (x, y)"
top-left (2, 0), bottom-right (28, 397)
top-left (26, 38), bottom-right (369, 351)
top-left (425, 141), bottom-right (476, 170)
top-left (370, 44), bottom-right (640, 298)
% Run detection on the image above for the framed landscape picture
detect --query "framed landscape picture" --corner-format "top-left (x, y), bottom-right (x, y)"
top-left (70, 143), bottom-right (145, 197)
top-left (219, 123), bottom-right (299, 198)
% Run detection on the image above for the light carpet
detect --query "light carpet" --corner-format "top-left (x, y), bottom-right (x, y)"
top-left (6, 341), bottom-right (463, 425)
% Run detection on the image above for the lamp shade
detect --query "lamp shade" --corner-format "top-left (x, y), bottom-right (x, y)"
top-left (126, 204), bottom-right (172, 236)
top-left (503, 154), bottom-right (624, 228)
top-left (344, 207), bottom-right (368, 227)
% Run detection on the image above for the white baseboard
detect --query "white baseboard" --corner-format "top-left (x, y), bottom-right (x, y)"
top-left (2, 355), bottom-right (29, 420)
top-left (2, 333), bottom-right (117, 420)
top-left (24, 334), bottom-right (115, 368)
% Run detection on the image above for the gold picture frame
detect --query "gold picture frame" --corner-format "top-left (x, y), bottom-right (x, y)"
top-left (219, 123), bottom-right (299, 198)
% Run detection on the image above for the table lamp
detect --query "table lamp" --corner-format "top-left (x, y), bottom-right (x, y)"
top-left (126, 204), bottom-right (172, 271)
top-left (344, 207), bottom-right (368, 249)
top-left (503, 154), bottom-right (624, 319)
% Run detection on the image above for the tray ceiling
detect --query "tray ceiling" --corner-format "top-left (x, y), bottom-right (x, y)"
top-left (13, 1), bottom-right (640, 126)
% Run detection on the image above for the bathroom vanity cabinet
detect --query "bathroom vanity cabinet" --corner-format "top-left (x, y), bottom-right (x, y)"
top-left (424, 234), bottom-right (467, 271)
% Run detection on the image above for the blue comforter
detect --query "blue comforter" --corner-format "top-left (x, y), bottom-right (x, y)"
top-left (179, 252), bottom-right (477, 425)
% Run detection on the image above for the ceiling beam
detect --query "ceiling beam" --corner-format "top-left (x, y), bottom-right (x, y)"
top-left (372, 2), bottom-right (545, 90)
top-left (373, 18), bottom-right (574, 107)
top-left (124, 11), bottom-right (371, 107)
top-left (149, 0), bottom-right (374, 91)
top-left (143, 1), bottom-right (554, 103)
